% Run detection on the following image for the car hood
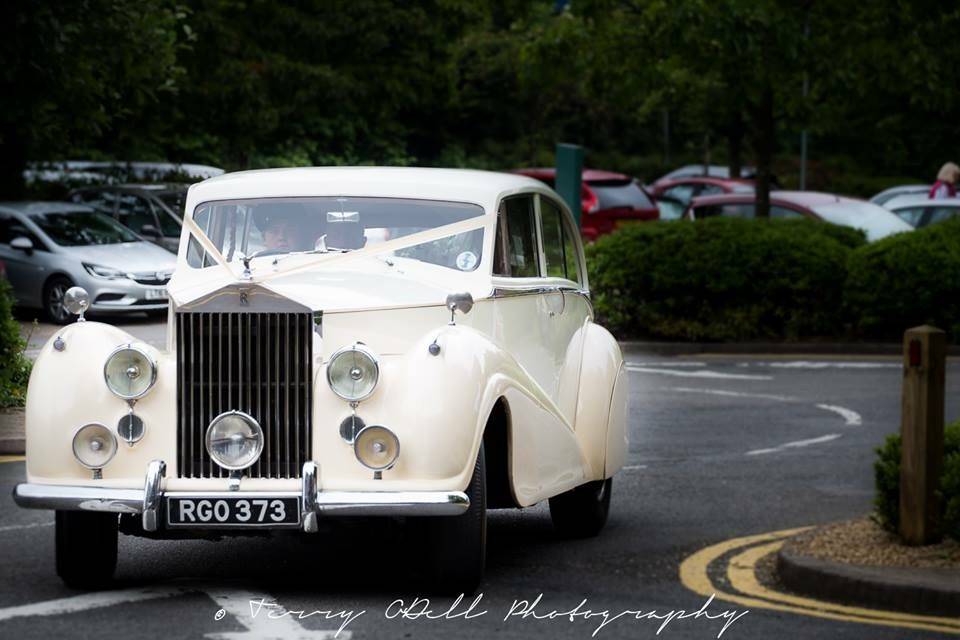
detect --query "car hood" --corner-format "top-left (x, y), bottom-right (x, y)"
top-left (59, 242), bottom-right (177, 272)
top-left (168, 256), bottom-right (491, 314)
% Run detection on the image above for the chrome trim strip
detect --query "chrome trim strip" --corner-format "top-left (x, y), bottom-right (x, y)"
top-left (142, 459), bottom-right (166, 531)
top-left (491, 285), bottom-right (591, 299)
top-left (14, 483), bottom-right (469, 519)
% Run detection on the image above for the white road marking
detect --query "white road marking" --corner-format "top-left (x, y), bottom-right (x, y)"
top-left (665, 387), bottom-right (796, 402)
top-left (763, 361), bottom-right (900, 369)
top-left (815, 404), bottom-right (863, 426)
top-left (626, 367), bottom-right (772, 380)
top-left (626, 361), bottom-right (707, 367)
top-left (0, 586), bottom-right (189, 622)
top-left (622, 465), bottom-right (647, 471)
top-left (746, 434), bottom-right (843, 456)
top-left (204, 588), bottom-right (350, 640)
top-left (0, 521), bottom-right (53, 533)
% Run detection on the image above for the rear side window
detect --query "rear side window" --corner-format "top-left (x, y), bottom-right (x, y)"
top-left (589, 180), bottom-right (654, 210)
top-left (502, 196), bottom-right (539, 277)
top-left (540, 197), bottom-right (581, 283)
top-left (925, 207), bottom-right (959, 227)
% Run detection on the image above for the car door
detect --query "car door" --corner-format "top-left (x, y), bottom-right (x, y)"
top-left (0, 211), bottom-right (51, 308)
top-left (536, 194), bottom-right (588, 425)
top-left (150, 196), bottom-right (183, 252)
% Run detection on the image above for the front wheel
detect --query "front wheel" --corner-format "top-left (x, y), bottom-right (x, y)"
top-left (549, 477), bottom-right (612, 538)
top-left (56, 510), bottom-right (118, 589)
top-left (43, 276), bottom-right (75, 324)
top-left (410, 445), bottom-right (486, 594)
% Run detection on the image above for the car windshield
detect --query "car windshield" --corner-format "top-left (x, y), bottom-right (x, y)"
top-left (589, 181), bottom-right (655, 210)
top-left (188, 196), bottom-right (486, 271)
top-left (157, 190), bottom-right (186, 216)
top-left (811, 201), bottom-right (914, 241)
top-left (28, 210), bottom-right (139, 246)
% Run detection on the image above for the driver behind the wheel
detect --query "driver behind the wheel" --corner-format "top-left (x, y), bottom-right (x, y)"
top-left (253, 204), bottom-right (308, 252)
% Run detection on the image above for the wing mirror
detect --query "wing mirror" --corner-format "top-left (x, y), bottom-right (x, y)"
top-left (10, 236), bottom-right (33, 254)
top-left (445, 292), bottom-right (474, 325)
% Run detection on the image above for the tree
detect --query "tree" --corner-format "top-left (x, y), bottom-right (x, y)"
top-left (0, 0), bottom-right (188, 198)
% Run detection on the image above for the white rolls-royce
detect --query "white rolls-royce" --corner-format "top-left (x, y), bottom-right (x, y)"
top-left (15, 167), bottom-right (629, 593)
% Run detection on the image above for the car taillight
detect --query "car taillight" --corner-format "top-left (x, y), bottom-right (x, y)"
top-left (582, 184), bottom-right (600, 214)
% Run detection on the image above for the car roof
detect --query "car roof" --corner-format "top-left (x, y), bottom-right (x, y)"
top-left (512, 167), bottom-right (633, 182)
top-left (0, 201), bottom-right (94, 215)
top-left (691, 190), bottom-right (852, 208)
top-left (884, 194), bottom-right (960, 209)
top-left (658, 176), bottom-right (754, 187)
top-left (188, 167), bottom-right (548, 213)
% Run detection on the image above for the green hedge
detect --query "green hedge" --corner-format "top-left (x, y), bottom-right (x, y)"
top-left (0, 277), bottom-right (30, 408)
top-left (874, 421), bottom-right (960, 541)
top-left (845, 218), bottom-right (960, 340)
top-left (585, 218), bottom-right (866, 340)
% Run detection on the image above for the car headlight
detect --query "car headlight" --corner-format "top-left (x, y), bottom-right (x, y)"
top-left (104, 345), bottom-right (157, 400)
top-left (72, 423), bottom-right (118, 469)
top-left (354, 425), bottom-right (400, 471)
top-left (327, 344), bottom-right (379, 402)
top-left (83, 263), bottom-right (129, 280)
top-left (205, 411), bottom-right (264, 471)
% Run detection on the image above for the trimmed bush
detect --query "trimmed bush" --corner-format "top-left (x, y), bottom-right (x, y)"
top-left (0, 277), bottom-right (30, 408)
top-left (845, 218), bottom-right (960, 340)
top-left (874, 421), bottom-right (960, 541)
top-left (585, 218), bottom-right (865, 341)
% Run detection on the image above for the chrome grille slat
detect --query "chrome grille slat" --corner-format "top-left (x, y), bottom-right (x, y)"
top-left (176, 311), bottom-right (312, 479)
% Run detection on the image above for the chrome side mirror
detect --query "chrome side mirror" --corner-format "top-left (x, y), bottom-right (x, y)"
top-left (63, 286), bottom-right (90, 322)
top-left (445, 292), bottom-right (474, 325)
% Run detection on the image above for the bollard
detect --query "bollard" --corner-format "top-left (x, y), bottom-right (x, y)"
top-left (899, 325), bottom-right (946, 545)
top-left (555, 143), bottom-right (583, 228)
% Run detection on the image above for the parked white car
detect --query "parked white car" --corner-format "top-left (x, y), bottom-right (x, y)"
top-left (14, 167), bottom-right (629, 593)
top-left (883, 194), bottom-right (960, 228)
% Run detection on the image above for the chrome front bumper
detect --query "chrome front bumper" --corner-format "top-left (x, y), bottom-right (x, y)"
top-left (13, 460), bottom-right (470, 533)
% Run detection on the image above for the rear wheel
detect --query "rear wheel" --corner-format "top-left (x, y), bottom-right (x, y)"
top-left (43, 276), bottom-right (74, 324)
top-left (549, 477), bottom-right (612, 538)
top-left (411, 445), bottom-right (486, 594)
top-left (56, 510), bottom-right (118, 589)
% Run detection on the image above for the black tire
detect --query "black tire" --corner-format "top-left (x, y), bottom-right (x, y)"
top-left (549, 477), bottom-right (612, 538)
top-left (411, 445), bottom-right (486, 594)
top-left (56, 510), bottom-right (118, 589)
top-left (43, 276), bottom-right (74, 324)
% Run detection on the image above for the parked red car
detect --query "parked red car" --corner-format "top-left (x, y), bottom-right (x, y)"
top-left (512, 168), bottom-right (659, 241)
top-left (651, 177), bottom-right (754, 204)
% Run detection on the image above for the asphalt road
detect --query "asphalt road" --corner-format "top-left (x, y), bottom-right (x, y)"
top-left (2, 318), bottom-right (958, 639)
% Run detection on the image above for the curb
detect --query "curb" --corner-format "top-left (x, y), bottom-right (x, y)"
top-left (777, 547), bottom-right (960, 617)
top-left (620, 340), bottom-right (960, 356)
top-left (0, 408), bottom-right (25, 455)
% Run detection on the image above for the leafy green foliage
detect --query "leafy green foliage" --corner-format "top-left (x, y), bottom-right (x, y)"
top-left (0, 278), bottom-right (31, 408)
top-left (845, 219), bottom-right (960, 340)
top-left (874, 421), bottom-right (960, 541)
top-left (585, 218), bottom-right (864, 340)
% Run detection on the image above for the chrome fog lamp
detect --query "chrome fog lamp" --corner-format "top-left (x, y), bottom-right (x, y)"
top-left (353, 425), bottom-right (400, 471)
top-left (205, 411), bottom-right (264, 471)
top-left (104, 345), bottom-right (157, 400)
top-left (72, 423), bottom-right (118, 470)
top-left (327, 344), bottom-right (379, 402)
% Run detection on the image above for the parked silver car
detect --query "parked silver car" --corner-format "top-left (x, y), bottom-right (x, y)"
top-left (883, 194), bottom-right (960, 228)
top-left (0, 202), bottom-right (176, 323)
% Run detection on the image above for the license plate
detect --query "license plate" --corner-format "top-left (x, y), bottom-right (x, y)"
top-left (145, 288), bottom-right (168, 300)
top-left (166, 496), bottom-right (301, 527)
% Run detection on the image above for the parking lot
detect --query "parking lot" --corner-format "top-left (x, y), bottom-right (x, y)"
top-left (3, 316), bottom-right (958, 639)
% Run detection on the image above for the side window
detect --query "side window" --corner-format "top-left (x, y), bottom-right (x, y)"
top-left (925, 207), bottom-right (957, 226)
top-left (72, 190), bottom-right (117, 215)
top-left (116, 194), bottom-right (157, 234)
top-left (770, 205), bottom-right (804, 219)
top-left (894, 207), bottom-right (925, 227)
top-left (0, 214), bottom-right (46, 251)
top-left (540, 198), bottom-right (566, 278)
top-left (493, 212), bottom-right (509, 276)
top-left (699, 184), bottom-right (724, 196)
top-left (664, 184), bottom-right (696, 204)
top-left (503, 196), bottom-right (539, 277)
top-left (540, 197), bottom-right (581, 283)
top-left (719, 203), bottom-right (756, 218)
top-left (156, 208), bottom-right (182, 236)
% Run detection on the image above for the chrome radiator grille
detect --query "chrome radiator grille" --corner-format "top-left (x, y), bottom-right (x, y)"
top-left (176, 312), bottom-right (313, 478)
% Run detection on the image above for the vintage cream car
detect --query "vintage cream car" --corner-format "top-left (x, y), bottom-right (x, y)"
top-left (14, 167), bottom-right (628, 592)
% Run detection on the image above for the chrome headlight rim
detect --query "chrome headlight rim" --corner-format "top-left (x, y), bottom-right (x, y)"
top-left (204, 410), bottom-right (264, 471)
top-left (71, 422), bottom-right (118, 470)
top-left (353, 424), bottom-right (400, 471)
top-left (103, 343), bottom-right (158, 400)
top-left (326, 343), bottom-right (380, 402)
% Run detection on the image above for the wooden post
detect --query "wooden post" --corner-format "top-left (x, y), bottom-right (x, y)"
top-left (899, 325), bottom-right (946, 545)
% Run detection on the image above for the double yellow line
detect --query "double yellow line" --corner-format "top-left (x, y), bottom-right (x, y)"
top-left (680, 527), bottom-right (960, 635)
